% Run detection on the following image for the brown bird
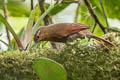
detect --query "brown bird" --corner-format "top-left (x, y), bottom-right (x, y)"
top-left (33, 23), bottom-right (115, 47)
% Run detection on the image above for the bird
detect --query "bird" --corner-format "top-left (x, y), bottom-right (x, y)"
top-left (33, 23), bottom-right (115, 47)
top-left (34, 23), bottom-right (90, 43)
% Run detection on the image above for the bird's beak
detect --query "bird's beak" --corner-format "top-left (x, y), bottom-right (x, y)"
top-left (32, 42), bottom-right (37, 48)
top-left (87, 26), bottom-right (91, 29)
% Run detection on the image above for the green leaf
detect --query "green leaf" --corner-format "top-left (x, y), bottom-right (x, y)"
top-left (49, 3), bottom-right (70, 15)
top-left (33, 58), bottom-right (67, 80)
top-left (0, 14), bottom-right (24, 50)
top-left (33, 2), bottom-right (56, 33)
top-left (24, 10), bottom-right (35, 49)
top-left (0, 0), bottom-right (30, 17)
top-left (0, 39), bottom-right (12, 50)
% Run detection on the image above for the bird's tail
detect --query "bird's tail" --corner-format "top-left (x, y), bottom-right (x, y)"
top-left (69, 30), bottom-right (115, 47)
top-left (86, 32), bottom-right (115, 47)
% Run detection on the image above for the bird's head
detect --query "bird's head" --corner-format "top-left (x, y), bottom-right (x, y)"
top-left (34, 27), bottom-right (46, 43)
top-left (33, 27), bottom-right (47, 48)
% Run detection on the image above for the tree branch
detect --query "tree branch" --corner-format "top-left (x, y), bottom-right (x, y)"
top-left (98, 0), bottom-right (109, 32)
top-left (84, 0), bottom-right (106, 34)
top-left (38, 0), bottom-right (52, 25)
top-left (91, 22), bottom-right (97, 33)
top-left (31, 0), bottom-right (34, 10)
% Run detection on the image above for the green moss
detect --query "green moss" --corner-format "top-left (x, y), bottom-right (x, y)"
top-left (0, 50), bottom-right (38, 80)
top-left (0, 32), bottom-right (120, 80)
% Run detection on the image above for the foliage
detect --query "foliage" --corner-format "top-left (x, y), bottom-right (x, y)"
top-left (46, 3), bottom-right (70, 16)
top-left (80, 0), bottom-right (120, 35)
top-left (23, 10), bottom-right (35, 49)
top-left (80, 0), bottom-right (120, 24)
top-left (0, 32), bottom-right (120, 80)
top-left (0, 50), bottom-right (39, 80)
top-left (0, 0), bottom-right (120, 80)
top-left (0, 14), bottom-right (24, 50)
top-left (0, 0), bottom-right (120, 50)
top-left (33, 2), bottom-right (56, 33)
top-left (100, 0), bottom-right (120, 19)
top-left (0, 0), bottom-right (30, 17)
top-left (0, 39), bottom-right (12, 50)
top-left (33, 58), bottom-right (67, 80)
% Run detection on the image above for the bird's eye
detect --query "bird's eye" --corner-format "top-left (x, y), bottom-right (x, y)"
top-left (37, 36), bottom-right (39, 39)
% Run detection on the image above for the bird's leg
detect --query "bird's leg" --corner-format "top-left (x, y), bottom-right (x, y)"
top-left (51, 42), bottom-right (57, 49)
top-left (67, 35), bottom-right (75, 42)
